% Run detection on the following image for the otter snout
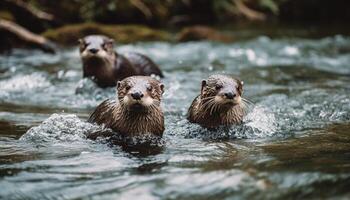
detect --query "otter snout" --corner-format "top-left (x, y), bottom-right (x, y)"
top-left (88, 48), bottom-right (99, 54)
top-left (118, 76), bottom-right (163, 110)
top-left (216, 89), bottom-right (240, 105)
top-left (131, 91), bottom-right (144, 100)
top-left (224, 92), bottom-right (236, 99)
top-left (79, 35), bottom-right (113, 60)
top-left (219, 89), bottom-right (238, 100)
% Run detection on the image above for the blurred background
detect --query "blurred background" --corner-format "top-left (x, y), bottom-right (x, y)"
top-left (1, 0), bottom-right (350, 52)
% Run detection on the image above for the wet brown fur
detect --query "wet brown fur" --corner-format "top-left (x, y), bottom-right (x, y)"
top-left (88, 76), bottom-right (164, 137)
top-left (187, 74), bottom-right (245, 129)
top-left (79, 35), bottom-right (163, 88)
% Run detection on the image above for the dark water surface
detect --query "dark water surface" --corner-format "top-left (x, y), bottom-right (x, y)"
top-left (0, 32), bottom-right (350, 199)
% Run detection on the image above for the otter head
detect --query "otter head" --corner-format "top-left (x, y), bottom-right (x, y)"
top-left (117, 76), bottom-right (164, 112)
top-left (201, 74), bottom-right (243, 107)
top-left (79, 35), bottom-right (115, 64)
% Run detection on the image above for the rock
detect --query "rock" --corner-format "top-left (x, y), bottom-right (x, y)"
top-left (176, 25), bottom-right (234, 42)
top-left (42, 23), bottom-right (172, 45)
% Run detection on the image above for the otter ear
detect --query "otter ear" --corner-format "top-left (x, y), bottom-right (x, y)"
top-left (239, 81), bottom-right (244, 95)
top-left (201, 79), bottom-right (207, 94)
top-left (159, 83), bottom-right (165, 95)
top-left (107, 38), bottom-right (114, 45)
top-left (78, 38), bottom-right (84, 45)
top-left (201, 80), bottom-right (207, 87)
top-left (117, 81), bottom-right (122, 89)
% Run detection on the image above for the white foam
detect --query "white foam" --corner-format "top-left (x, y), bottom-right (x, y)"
top-left (243, 105), bottom-right (277, 136)
top-left (20, 113), bottom-right (102, 143)
top-left (0, 73), bottom-right (50, 91)
top-left (283, 46), bottom-right (300, 56)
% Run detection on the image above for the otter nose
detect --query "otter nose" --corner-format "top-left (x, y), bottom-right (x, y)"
top-left (131, 92), bottom-right (144, 100)
top-left (89, 48), bottom-right (99, 54)
top-left (224, 92), bottom-right (236, 99)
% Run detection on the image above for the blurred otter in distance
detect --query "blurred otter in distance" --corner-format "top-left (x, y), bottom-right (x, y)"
top-left (88, 76), bottom-right (165, 138)
top-left (187, 74), bottom-right (247, 129)
top-left (79, 35), bottom-right (163, 88)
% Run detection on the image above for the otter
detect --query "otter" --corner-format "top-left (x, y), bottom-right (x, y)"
top-left (88, 76), bottom-right (165, 137)
top-left (79, 35), bottom-right (163, 88)
top-left (187, 74), bottom-right (246, 129)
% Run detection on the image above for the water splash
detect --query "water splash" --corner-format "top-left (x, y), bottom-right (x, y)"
top-left (171, 105), bottom-right (277, 140)
top-left (20, 114), bottom-right (101, 143)
top-left (20, 113), bottom-right (166, 150)
top-left (0, 73), bottom-right (50, 91)
top-left (240, 105), bottom-right (277, 137)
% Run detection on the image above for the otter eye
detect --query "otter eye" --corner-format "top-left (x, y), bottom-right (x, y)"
top-left (102, 41), bottom-right (113, 51)
top-left (147, 86), bottom-right (152, 91)
top-left (80, 42), bottom-right (88, 50)
top-left (125, 85), bottom-right (131, 90)
top-left (215, 85), bottom-right (223, 90)
top-left (102, 44), bottom-right (108, 51)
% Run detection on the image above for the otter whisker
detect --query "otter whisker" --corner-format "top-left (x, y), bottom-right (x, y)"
top-left (214, 102), bottom-right (221, 113)
top-left (241, 99), bottom-right (254, 114)
top-left (202, 99), bottom-right (216, 113)
top-left (203, 103), bottom-right (215, 117)
top-left (202, 103), bottom-right (213, 115)
top-left (203, 98), bottom-right (215, 105)
top-left (242, 100), bottom-right (253, 107)
top-left (200, 98), bottom-right (215, 109)
top-left (201, 98), bottom-right (214, 108)
top-left (210, 102), bottom-right (219, 116)
top-left (200, 96), bottom-right (215, 101)
top-left (150, 103), bottom-right (159, 110)
top-left (201, 98), bottom-right (215, 108)
top-left (208, 103), bottom-right (214, 115)
top-left (152, 99), bottom-right (161, 106)
top-left (242, 97), bottom-right (254, 105)
top-left (241, 101), bottom-right (248, 109)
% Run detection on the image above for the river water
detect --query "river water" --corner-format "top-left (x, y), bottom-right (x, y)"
top-left (0, 32), bottom-right (350, 199)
